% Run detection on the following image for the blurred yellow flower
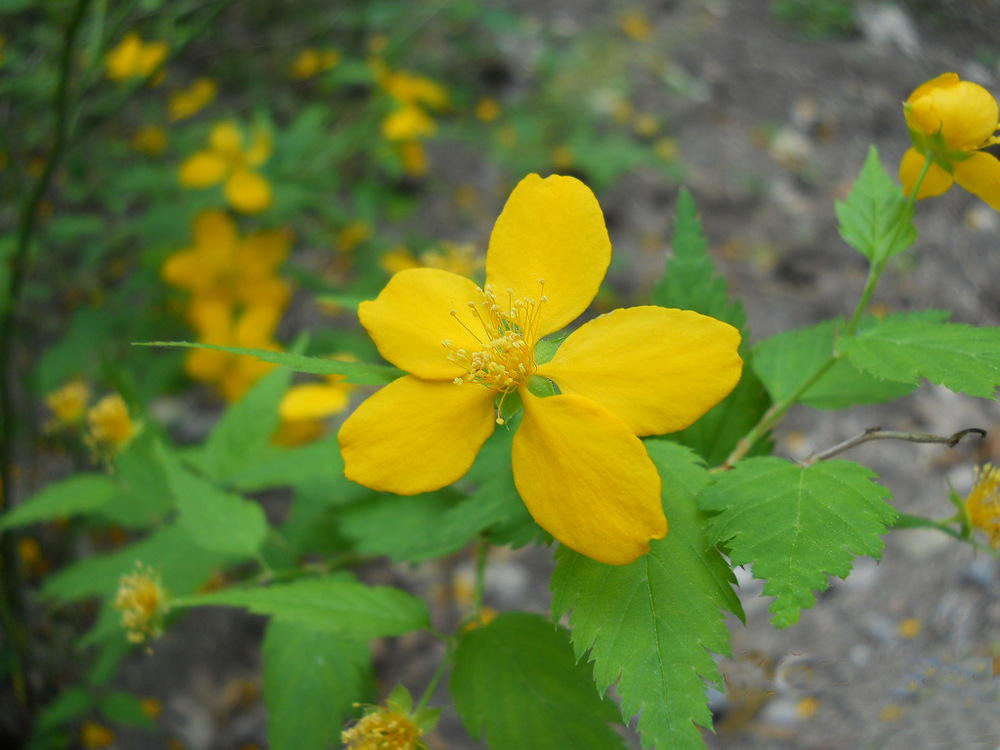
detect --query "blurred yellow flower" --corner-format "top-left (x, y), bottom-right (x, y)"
top-left (185, 299), bottom-right (284, 402)
top-left (336, 220), bottom-right (372, 253)
top-left (131, 124), bottom-right (168, 156)
top-left (475, 97), bottom-right (501, 122)
top-left (289, 48), bottom-right (341, 80)
top-left (45, 379), bottom-right (91, 429)
top-left (105, 32), bottom-right (168, 82)
top-left (399, 140), bottom-right (428, 176)
top-left (162, 209), bottom-right (292, 311)
top-left (114, 562), bottom-right (168, 646)
top-left (900, 73), bottom-right (1000, 212)
top-left (382, 105), bottom-right (437, 142)
top-left (272, 362), bottom-right (355, 446)
top-left (169, 78), bottom-right (218, 121)
top-left (619, 10), bottom-right (653, 42)
top-left (552, 145), bottom-right (574, 170)
top-left (965, 463), bottom-right (1000, 548)
top-left (380, 241), bottom-right (482, 277)
top-left (179, 121), bottom-right (273, 214)
top-left (80, 721), bottom-right (115, 749)
top-left (86, 394), bottom-right (133, 454)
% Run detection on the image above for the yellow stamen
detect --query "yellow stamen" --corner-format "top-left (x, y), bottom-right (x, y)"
top-left (443, 280), bottom-right (546, 423)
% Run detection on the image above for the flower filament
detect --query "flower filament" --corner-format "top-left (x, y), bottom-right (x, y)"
top-left (444, 280), bottom-right (546, 424)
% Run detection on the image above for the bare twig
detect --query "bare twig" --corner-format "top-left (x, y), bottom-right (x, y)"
top-left (802, 426), bottom-right (987, 466)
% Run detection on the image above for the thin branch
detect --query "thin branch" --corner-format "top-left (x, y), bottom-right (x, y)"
top-left (802, 426), bottom-right (986, 466)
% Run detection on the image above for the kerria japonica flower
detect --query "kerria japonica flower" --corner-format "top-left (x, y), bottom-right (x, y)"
top-left (338, 175), bottom-right (743, 565)
top-left (900, 73), bottom-right (1000, 212)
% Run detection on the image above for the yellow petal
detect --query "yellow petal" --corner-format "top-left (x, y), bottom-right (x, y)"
top-left (240, 228), bottom-right (292, 273)
top-left (209, 121), bottom-right (243, 158)
top-left (512, 392), bottom-right (667, 565)
top-left (245, 129), bottom-right (273, 165)
top-left (279, 383), bottom-right (350, 420)
top-left (898, 148), bottom-right (953, 200)
top-left (358, 268), bottom-right (484, 380)
top-left (908, 74), bottom-right (999, 149)
top-left (954, 151), bottom-right (1000, 212)
top-left (537, 306), bottom-right (743, 436)
top-left (235, 304), bottom-right (282, 346)
top-left (225, 169), bottom-right (273, 214)
top-left (485, 174), bottom-right (611, 337)
top-left (161, 251), bottom-right (208, 291)
top-left (179, 151), bottom-right (229, 188)
top-left (185, 347), bottom-right (230, 383)
top-left (338, 375), bottom-right (495, 494)
top-left (192, 209), bottom-right (239, 259)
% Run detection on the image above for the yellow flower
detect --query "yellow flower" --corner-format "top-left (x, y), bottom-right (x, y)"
top-left (273, 364), bottom-right (355, 446)
top-left (169, 78), bottom-right (218, 121)
top-left (114, 562), bottom-right (168, 645)
top-left (184, 299), bottom-right (284, 402)
top-left (382, 105), bottom-right (438, 142)
top-left (900, 73), bottom-right (1000, 211)
top-left (337, 220), bottom-right (372, 253)
top-left (619, 10), bottom-right (654, 42)
top-left (375, 64), bottom-right (449, 110)
top-left (179, 121), bottom-right (274, 214)
top-left (87, 394), bottom-right (133, 453)
top-left (45, 379), bottom-right (91, 428)
top-left (399, 140), bottom-right (428, 176)
top-left (131, 124), bottom-right (168, 156)
top-left (474, 97), bottom-right (501, 122)
top-left (289, 48), bottom-right (341, 80)
top-left (162, 210), bottom-right (292, 310)
top-left (80, 720), bottom-right (115, 749)
top-left (965, 463), bottom-right (1000, 548)
top-left (105, 32), bottom-right (168, 82)
top-left (338, 175), bottom-right (743, 565)
top-left (342, 702), bottom-right (426, 750)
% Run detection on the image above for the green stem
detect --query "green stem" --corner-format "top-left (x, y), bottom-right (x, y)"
top-left (472, 537), bottom-right (488, 617)
top-left (0, 0), bottom-right (94, 718)
top-left (414, 642), bottom-right (452, 713)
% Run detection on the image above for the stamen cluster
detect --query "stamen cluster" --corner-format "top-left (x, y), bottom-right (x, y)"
top-left (341, 704), bottom-right (425, 750)
top-left (114, 562), bottom-right (168, 645)
top-left (443, 281), bottom-right (546, 422)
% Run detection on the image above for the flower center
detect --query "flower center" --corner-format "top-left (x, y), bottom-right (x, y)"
top-left (443, 280), bottom-right (546, 424)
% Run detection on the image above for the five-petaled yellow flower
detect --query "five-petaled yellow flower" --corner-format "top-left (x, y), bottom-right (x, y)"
top-left (105, 32), bottom-right (167, 83)
top-left (965, 463), bottom-right (1000, 549)
top-left (179, 121), bottom-right (274, 214)
top-left (339, 174), bottom-right (743, 565)
top-left (900, 73), bottom-right (1000, 212)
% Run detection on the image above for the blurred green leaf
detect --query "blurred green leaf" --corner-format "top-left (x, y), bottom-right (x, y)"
top-left (186, 577), bottom-right (431, 638)
top-left (451, 612), bottom-right (627, 750)
top-left (700, 458), bottom-right (896, 628)
top-left (0, 474), bottom-right (120, 530)
top-left (157, 442), bottom-right (269, 559)
top-left (551, 441), bottom-right (741, 750)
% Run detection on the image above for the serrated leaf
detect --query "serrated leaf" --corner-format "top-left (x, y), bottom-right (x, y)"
top-left (98, 436), bottom-right (174, 528)
top-left (653, 188), bottom-right (747, 332)
top-left (752, 318), bottom-right (915, 409)
top-left (199, 366), bottom-right (291, 481)
top-left (338, 490), bottom-right (463, 562)
top-left (451, 612), bottom-right (627, 750)
top-left (551, 441), bottom-right (741, 750)
top-left (835, 145), bottom-right (916, 262)
top-left (0, 474), bottom-right (120, 530)
top-left (263, 620), bottom-right (372, 750)
top-left (137, 341), bottom-right (401, 385)
top-left (156, 442), bottom-right (268, 559)
top-left (840, 312), bottom-right (1000, 399)
top-left (229, 434), bottom-right (359, 493)
top-left (186, 577), bottom-right (430, 638)
top-left (700, 458), bottom-right (896, 628)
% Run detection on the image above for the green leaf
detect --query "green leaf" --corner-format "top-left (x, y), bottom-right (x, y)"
top-left (199, 367), bottom-right (291, 481)
top-left (700, 458), bottom-right (896, 628)
top-left (0, 474), bottom-right (120, 530)
top-left (99, 692), bottom-right (156, 729)
top-left (42, 523), bottom-right (233, 604)
top-left (33, 687), bottom-right (93, 734)
top-left (231, 434), bottom-right (360, 493)
top-left (262, 620), bottom-right (372, 750)
top-left (451, 612), bottom-right (627, 750)
top-left (835, 145), bottom-right (916, 263)
top-left (752, 318), bottom-right (915, 409)
top-left (338, 490), bottom-right (464, 562)
top-left (185, 577), bottom-right (430, 638)
top-left (137, 341), bottom-right (401, 385)
top-left (97, 435), bottom-right (174, 528)
top-left (652, 188), bottom-right (748, 332)
top-left (156, 442), bottom-right (269, 559)
top-left (551, 441), bottom-right (741, 750)
top-left (840, 312), bottom-right (1000, 399)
